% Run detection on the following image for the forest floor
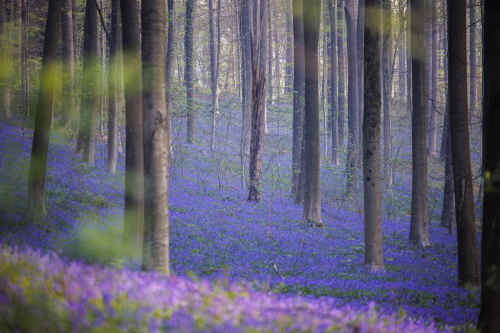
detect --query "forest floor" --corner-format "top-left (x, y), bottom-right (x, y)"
top-left (0, 100), bottom-right (482, 332)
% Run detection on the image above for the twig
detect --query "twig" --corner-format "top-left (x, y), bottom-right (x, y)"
top-left (93, 0), bottom-right (111, 43)
top-left (270, 261), bottom-right (285, 280)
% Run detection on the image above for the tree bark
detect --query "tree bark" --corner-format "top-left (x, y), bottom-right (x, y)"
top-left (409, 0), bottom-right (430, 246)
top-left (427, 0), bottom-right (438, 157)
top-left (107, 0), bottom-right (119, 173)
top-left (448, 0), bottom-right (480, 287)
top-left (344, 0), bottom-right (359, 194)
top-left (61, 0), bottom-right (74, 127)
top-left (285, 0), bottom-right (293, 93)
top-left (166, 0), bottom-right (174, 155)
top-left (27, 0), bottom-right (62, 218)
top-left (337, 0), bottom-right (345, 145)
top-left (329, 0), bottom-right (338, 165)
top-left (142, 0), bottom-right (169, 274)
top-left (291, 0), bottom-right (305, 202)
top-left (209, 0), bottom-right (219, 150)
top-left (76, 0), bottom-right (98, 163)
top-left (121, 0), bottom-right (144, 259)
top-left (363, 0), bottom-right (384, 272)
top-left (0, 0), bottom-right (10, 118)
top-left (302, 0), bottom-right (323, 228)
top-left (241, 0), bottom-right (252, 157)
top-left (185, 0), bottom-right (196, 144)
top-left (478, 1), bottom-right (500, 330)
top-left (382, 0), bottom-right (393, 188)
top-left (468, 0), bottom-right (476, 117)
top-left (21, 0), bottom-right (28, 116)
top-left (357, 0), bottom-right (365, 157)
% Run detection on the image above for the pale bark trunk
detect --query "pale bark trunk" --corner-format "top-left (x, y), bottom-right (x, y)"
top-left (329, 0), bottom-right (338, 165)
top-left (142, 0), bottom-right (169, 274)
top-left (107, 0), bottom-right (119, 173)
top-left (383, 0), bottom-right (393, 188)
top-left (185, 0), bottom-right (196, 144)
top-left (363, 0), bottom-right (384, 272)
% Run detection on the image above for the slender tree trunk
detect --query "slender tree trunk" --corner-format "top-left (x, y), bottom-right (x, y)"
top-left (61, 0), bottom-right (74, 127)
top-left (344, 0), bottom-right (358, 194)
top-left (356, 0), bottom-right (365, 156)
top-left (0, 0), bottom-right (10, 118)
top-left (121, 0), bottom-right (144, 259)
top-left (398, 6), bottom-right (406, 99)
top-left (285, 0), bottom-right (293, 93)
top-left (337, 0), bottom-right (345, 145)
top-left (409, 0), bottom-right (430, 246)
top-left (382, 0), bottom-right (393, 188)
top-left (440, 22), bottom-right (449, 160)
top-left (448, 0), bottom-right (480, 287)
top-left (291, 0), bottom-right (305, 202)
top-left (142, 0), bottom-right (169, 274)
top-left (76, 0), bottom-right (98, 163)
top-left (329, 0), bottom-right (338, 165)
top-left (406, 4), bottom-right (412, 119)
top-left (27, 0), bottom-right (62, 218)
top-left (241, 0), bottom-right (252, 157)
top-left (21, 0), bottom-right (28, 116)
top-left (478, 1), bottom-right (500, 330)
top-left (267, 1), bottom-right (272, 105)
top-left (427, 0), bottom-right (438, 156)
top-left (440, 107), bottom-right (455, 233)
top-left (166, 0), bottom-right (174, 155)
top-left (209, 0), bottom-right (218, 150)
top-left (363, 0), bottom-right (384, 272)
top-left (468, 0), bottom-right (476, 117)
top-left (106, 0), bottom-right (119, 173)
top-left (185, 0), bottom-right (196, 144)
top-left (302, 0), bottom-right (323, 228)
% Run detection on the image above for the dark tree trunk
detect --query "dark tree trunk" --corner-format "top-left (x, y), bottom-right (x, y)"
top-left (302, 0), bottom-right (323, 228)
top-left (329, 0), bottom-right (338, 165)
top-left (142, 0), bottom-right (169, 274)
top-left (344, 0), bottom-right (358, 194)
top-left (478, 1), bottom-right (500, 330)
top-left (185, 0), bottom-right (196, 144)
top-left (363, 0), bottom-right (384, 272)
top-left (337, 0), bottom-right (345, 145)
top-left (468, 0), bottom-right (476, 116)
top-left (107, 0), bottom-right (119, 173)
top-left (409, 0), bottom-right (430, 246)
top-left (76, 0), bottom-right (98, 163)
top-left (121, 0), bottom-right (144, 259)
top-left (448, 0), bottom-right (480, 287)
top-left (440, 107), bottom-right (455, 233)
top-left (356, 0), bottom-right (365, 156)
top-left (291, 0), bottom-right (305, 202)
top-left (27, 0), bottom-right (62, 218)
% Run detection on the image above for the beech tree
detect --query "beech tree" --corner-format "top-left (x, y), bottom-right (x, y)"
top-left (382, 0), bottom-right (393, 188)
top-left (302, 0), bottom-right (323, 228)
top-left (363, 0), bottom-right (384, 272)
top-left (142, 0), bottom-right (169, 274)
top-left (409, 0), bottom-right (430, 246)
top-left (107, 0), bottom-right (119, 173)
top-left (61, 0), bottom-right (74, 127)
top-left (329, 0), bottom-right (338, 165)
top-left (185, 0), bottom-right (196, 144)
top-left (27, 0), bottom-right (62, 217)
top-left (291, 0), bottom-right (305, 201)
top-left (121, 0), bottom-right (144, 258)
top-left (448, 0), bottom-right (479, 287)
top-left (478, 1), bottom-right (500, 329)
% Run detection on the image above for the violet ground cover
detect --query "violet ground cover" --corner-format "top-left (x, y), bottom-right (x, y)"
top-left (0, 104), bottom-right (481, 332)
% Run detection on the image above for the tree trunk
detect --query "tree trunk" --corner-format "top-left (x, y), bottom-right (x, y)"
top-left (363, 0), bottom-right (384, 272)
top-left (166, 0), bottom-right (174, 155)
top-left (291, 0), bottom-right (305, 202)
top-left (344, 0), bottom-right (358, 194)
top-left (427, 0), bottom-right (438, 157)
top-left (141, 0), bottom-right (169, 274)
top-left (337, 0), bottom-right (345, 145)
top-left (61, 0), bottom-right (74, 127)
top-left (382, 0), bottom-right (393, 188)
top-left (468, 0), bottom-right (476, 117)
top-left (478, 1), bottom-right (500, 330)
top-left (76, 0), bottom-right (98, 163)
top-left (267, 1), bottom-right (273, 105)
top-left (241, 0), bottom-right (252, 157)
top-left (285, 0), bottom-right (293, 93)
top-left (448, 0), bottom-right (480, 287)
top-left (27, 0), bottom-right (62, 218)
top-left (356, 0), bottom-right (365, 158)
top-left (440, 107), bottom-right (455, 233)
top-left (209, 0), bottom-right (218, 150)
top-left (439, 24), bottom-right (449, 160)
top-left (0, 0), bottom-right (10, 118)
top-left (121, 0), bottom-right (144, 259)
top-left (185, 0), bottom-right (196, 144)
top-left (21, 0), bottom-right (28, 116)
top-left (409, 0), bottom-right (430, 246)
top-left (107, 0), bottom-right (119, 173)
top-left (302, 0), bottom-right (323, 228)
top-left (329, 0), bottom-right (338, 165)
